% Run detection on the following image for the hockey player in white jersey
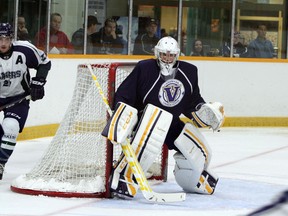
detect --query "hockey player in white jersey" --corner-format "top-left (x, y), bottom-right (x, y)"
top-left (102, 36), bottom-right (225, 199)
top-left (0, 23), bottom-right (51, 180)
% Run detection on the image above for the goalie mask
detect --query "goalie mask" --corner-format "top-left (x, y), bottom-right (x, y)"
top-left (154, 36), bottom-right (180, 76)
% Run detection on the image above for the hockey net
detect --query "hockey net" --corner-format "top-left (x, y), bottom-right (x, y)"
top-left (11, 62), bottom-right (168, 198)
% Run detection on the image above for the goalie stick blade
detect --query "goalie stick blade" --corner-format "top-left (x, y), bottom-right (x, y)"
top-left (143, 191), bottom-right (186, 203)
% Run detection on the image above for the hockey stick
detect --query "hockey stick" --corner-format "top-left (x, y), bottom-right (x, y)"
top-left (0, 95), bottom-right (31, 112)
top-left (87, 64), bottom-right (186, 202)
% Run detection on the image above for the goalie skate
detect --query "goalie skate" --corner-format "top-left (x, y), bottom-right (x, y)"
top-left (109, 169), bottom-right (139, 199)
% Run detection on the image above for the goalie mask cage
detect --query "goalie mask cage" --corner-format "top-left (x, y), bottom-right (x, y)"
top-left (11, 62), bottom-right (169, 198)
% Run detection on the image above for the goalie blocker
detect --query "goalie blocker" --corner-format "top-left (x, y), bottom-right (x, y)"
top-left (101, 102), bottom-right (138, 144)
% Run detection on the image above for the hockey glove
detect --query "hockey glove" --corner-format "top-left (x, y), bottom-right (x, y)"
top-left (30, 77), bottom-right (46, 101)
top-left (191, 102), bottom-right (225, 131)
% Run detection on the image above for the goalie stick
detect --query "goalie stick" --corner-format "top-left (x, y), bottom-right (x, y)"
top-left (0, 95), bottom-right (31, 112)
top-left (87, 64), bottom-right (186, 203)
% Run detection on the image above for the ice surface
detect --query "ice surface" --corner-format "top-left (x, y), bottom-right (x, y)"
top-left (1, 127), bottom-right (287, 216)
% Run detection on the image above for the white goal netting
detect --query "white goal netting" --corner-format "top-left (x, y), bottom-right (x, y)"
top-left (11, 63), bottom-right (168, 198)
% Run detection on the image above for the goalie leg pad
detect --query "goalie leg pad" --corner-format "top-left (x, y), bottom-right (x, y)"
top-left (173, 152), bottom-right (218, 194)
top-left (132, 103), bottom-right (173, 172)
top-left (173, 122), bottom-right (218, 194)
top-left (192, 102), bottom-right (225, 131)
top-left (174, 122), bottom-right (212, 170)
top-left (110, 104), bottom-right (173, 198)
top-left (173, 152), bottom-right (201, 191)
top-left (101, 102), bottom-right (138, 144)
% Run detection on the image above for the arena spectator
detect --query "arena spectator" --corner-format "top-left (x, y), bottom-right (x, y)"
top-left (17, 16), bottom-right (31, 42)
top-left (133, 18), bottom-right (159, 55)
top-left (34, 13), bottom-right (74, 54)
top-left (190, 39), bottom-right (205, 56)
top-left (247, 24), bottom-right (274, 58)
top-left (220, 31), bottom-right (248, 57)
top-left (71, 15), bottom-right (101, 54)
top-left (90, 18), bottom-right (123, 54)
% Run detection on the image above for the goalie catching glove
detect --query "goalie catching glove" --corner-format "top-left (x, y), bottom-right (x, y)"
top-left (191, 102), bottom-right (225, 131)
top-left (30, 77), bottom-right (46, 101)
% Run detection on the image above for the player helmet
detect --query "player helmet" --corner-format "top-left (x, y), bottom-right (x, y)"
top-left (154, 36), bottom-right (180, 76)
top-left (0, 23), bottom-right (13, 38)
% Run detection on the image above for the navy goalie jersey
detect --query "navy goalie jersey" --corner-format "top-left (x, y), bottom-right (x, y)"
top-left (114, 59), bottom-right (205, 150)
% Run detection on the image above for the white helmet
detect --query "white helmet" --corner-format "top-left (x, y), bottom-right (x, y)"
top-left (154, 36), bottom-right (180, 76)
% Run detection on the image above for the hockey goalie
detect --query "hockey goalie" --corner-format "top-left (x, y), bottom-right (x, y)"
top-left (102, 36), bottom-right (225, 199)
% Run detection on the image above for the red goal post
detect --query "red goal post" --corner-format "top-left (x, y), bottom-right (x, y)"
top-left (10, 62), bottom-right (169, 198)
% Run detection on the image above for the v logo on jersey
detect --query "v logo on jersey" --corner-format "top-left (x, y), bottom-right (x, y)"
top-left (163, 86), bottom-right (180, 101)
top-left (159, 79), bottom-right (185, 107)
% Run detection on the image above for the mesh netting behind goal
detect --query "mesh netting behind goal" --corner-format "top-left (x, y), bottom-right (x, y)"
top-left (11, 63), bottom-right (168, 198)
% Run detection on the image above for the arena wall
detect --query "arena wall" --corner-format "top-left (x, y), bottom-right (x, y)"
top-left (13, 55), bottom-right (288, 140)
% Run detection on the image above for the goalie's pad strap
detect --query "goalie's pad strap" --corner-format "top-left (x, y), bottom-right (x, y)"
top-left (174, 122), bottom-right (212, 169)
top-left (198, 171), bottom-right (214, 194)
top-left (101, 102), bottom-right (138, 143)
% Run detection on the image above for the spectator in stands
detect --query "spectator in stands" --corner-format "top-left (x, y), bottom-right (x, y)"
top-left (34, 13), bottom-right (74, 54)
top-left (90, 18), bottom-right (124, 54)
top-left (133, 18), bottom-right (159, 55)
top-left (220, 31), bottom-right (248, 57)
top-left (190, 39), bottom-right (205, 56)
top-left (160, 28), bottom-right (168, 38)
top-left (247, 24), bottom-right (274, 58)
top-left (17, 16), bottom-right (31, 42)
top-left (116, 24), bottom-right (128, 54)
top-left (71, 15), bottom-right (101, 54)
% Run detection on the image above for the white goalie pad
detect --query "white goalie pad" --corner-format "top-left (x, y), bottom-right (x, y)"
top-left (131, 104), bottom-right (173, 172)
top-left (173, 123), bottom-right (218, 194)
top-left (191, 102), bottom-right (225, 131)
top-left (101, 102), bottom-right (138, 144)
top-left (173, 152), bottom-right (201, 191)
top-left (111, 104), bottom-right (173, 196)
top-left (113, 103), bottom-right (173, 179)
top-left (174, 122), bottom-right (212, 170)
top-left (173, 152), bottom-right (218, 194)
